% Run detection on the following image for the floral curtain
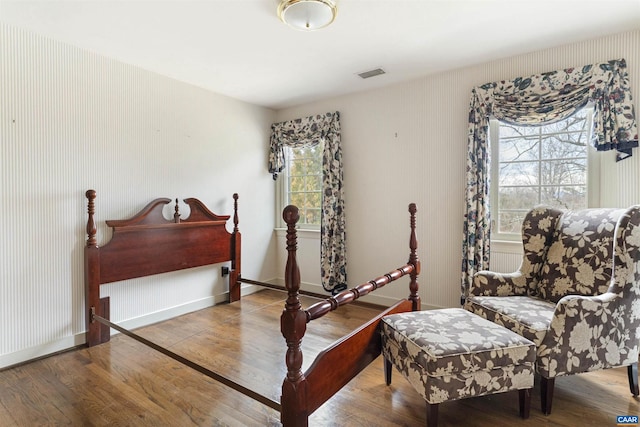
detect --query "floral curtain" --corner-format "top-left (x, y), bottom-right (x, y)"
top-left (269, 111), bottom-right (347, 294)
top-left (462, 58), bottom-right (639, 299)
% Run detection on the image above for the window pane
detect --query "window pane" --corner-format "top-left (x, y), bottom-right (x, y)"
top-left (564, 115), bottom-right (587, 132)
top-left (302, 177), bottom-right (312, 192)
top-left (303, 175), bottom-right (322, 192)
top-left (541, 135), bottom-right (587, 160)
top-left (306, 155), bottom-right (316, 167)
top-left (499, 124), bottom-right (538, 138)
top-left (289, 160), bottom-right (304, 176)
top-left (297, 145), bottom-right (313, 158)
top-left (307, 191), bottom-right (321, 207)
top-left (308, 143), bottom-right (322, 155)
top-left (300, 158), bottom-right (311, 174)
top-left (290, 193), bottom-right (305, 207)
top-left (305, 209), bottom-right (321, 225)
top-left (497, 211), bottom-right (526, 234)
top-left (312, 175), bottom-right (323, 191)
top-left (540, 186), bottom-right (587, 209)
top-left (499, 138), bottom-right (539, 162)
top-left (540, 158), bottom-right (586, 185)
top-left (499, 162), bottom-right (539, 186)
top-left (289, 175), bottom-right (304, 190)
top-left (498, 186), bottom-right (539, 210)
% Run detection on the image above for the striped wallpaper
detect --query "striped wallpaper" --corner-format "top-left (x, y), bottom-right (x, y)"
top-left (0, 22), bottom-right (276, 368)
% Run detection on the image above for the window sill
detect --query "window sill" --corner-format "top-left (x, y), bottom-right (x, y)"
top-left (275, 228), bottom-right (320, 239)
top-left (490, 239), bottom-right (523, 253)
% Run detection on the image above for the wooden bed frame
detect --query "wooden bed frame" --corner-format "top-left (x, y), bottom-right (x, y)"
top-left (84, 190), bottom-right (421, 426)
top-left (84, 190), bottom-right (242, 347)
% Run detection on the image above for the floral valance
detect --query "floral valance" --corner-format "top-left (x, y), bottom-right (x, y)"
top-left (471, 58), bottom-right (638, 160)
top-left (269, 111), bottom-right (340, 179)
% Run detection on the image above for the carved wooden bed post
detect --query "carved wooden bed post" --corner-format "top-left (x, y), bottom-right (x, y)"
top-left (408, 203), bottom-right (421, 312)
top-left (85, 189), bottom-right (109, 346)
top-left (229, 193), bottom-right (242, 302)
top-left (280, 205), bottom-right (309, 426)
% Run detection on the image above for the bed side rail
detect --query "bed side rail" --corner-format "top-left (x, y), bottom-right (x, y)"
top-left (305, 264), bottom-right (415, 322)
top-left (303, 298), bottom-right (413, 415)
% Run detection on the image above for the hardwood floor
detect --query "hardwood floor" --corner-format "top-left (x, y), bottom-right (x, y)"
top-left (1, 289), bottom-right (638, 426)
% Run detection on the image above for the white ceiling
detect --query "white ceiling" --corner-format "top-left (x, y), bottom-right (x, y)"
top-left (1, 0), bottom-right (640, 110)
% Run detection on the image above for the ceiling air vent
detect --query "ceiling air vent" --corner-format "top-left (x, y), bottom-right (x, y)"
top-left (357, 68), bottom-right (386, 79)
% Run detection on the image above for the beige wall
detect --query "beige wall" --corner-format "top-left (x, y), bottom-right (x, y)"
top-left (275, 30), bottom-right (640, 309)
top-left (0, 23), bottom-right (277, 368)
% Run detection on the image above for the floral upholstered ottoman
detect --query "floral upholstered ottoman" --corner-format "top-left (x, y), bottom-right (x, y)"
top-left (381, 308), bottom-right (535, 427)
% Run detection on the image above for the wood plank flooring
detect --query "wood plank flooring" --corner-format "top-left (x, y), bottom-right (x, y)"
top-left (1, 289), bottom-right (638, 426)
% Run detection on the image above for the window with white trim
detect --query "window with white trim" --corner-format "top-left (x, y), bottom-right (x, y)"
top-left (277, 143), bottom-right (323, 229)
top-left (490, 107), bottom-right (598, 241)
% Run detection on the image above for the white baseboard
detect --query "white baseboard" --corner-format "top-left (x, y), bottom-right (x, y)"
top-left (116, 293), bottom-right (227, 332)
top-left (114, 282), bottom-right (265, 333)
top-left (0, 285), bottom-right (264, 370)
top-left (0, 334), bottom-right (86, 370)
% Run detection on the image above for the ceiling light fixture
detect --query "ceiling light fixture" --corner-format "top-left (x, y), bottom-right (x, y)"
top-left (278, 0), bottom-right (337, 31)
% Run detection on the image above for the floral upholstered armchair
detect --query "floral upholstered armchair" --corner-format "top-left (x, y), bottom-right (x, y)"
top-left (464, 205), bottom-right (640, 415)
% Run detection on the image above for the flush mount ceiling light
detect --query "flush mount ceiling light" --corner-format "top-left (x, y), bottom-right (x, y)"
top-left (278, 0), bottom-right (337, 31)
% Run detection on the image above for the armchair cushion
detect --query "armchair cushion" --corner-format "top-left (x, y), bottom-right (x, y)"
top-left (537, 208), bottom-right (624, 303)
top-left (465, 296), bottom-right (555, 346)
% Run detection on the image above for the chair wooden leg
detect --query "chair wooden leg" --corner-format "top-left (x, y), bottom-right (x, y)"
top-left (540, 377), bottom-right (555, 415)
top-left (384, 358), bottom-right (392, 386)
top-left (426, 403), bottom-right (438, 427)
top-left (519, 388), bottom-right (531, 419)
top-left (628, 362), bottom-right (639, 396)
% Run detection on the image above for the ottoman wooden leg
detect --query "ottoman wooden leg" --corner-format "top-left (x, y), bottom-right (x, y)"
top-left (426, 402), bottom-right (438, 427)
top-left (384, 358), bottom-right (392, 385)
top-left (519, 388), bottom-right (531, 419)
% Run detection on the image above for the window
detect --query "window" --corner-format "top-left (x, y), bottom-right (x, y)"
top-left (277, 143), bottom-right (323, 229)
top-left (490, 107), bottom-right (598, 241)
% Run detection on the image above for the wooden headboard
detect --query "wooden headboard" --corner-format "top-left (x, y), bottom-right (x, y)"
top-left (84, 190), bottom-right (241, 346)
